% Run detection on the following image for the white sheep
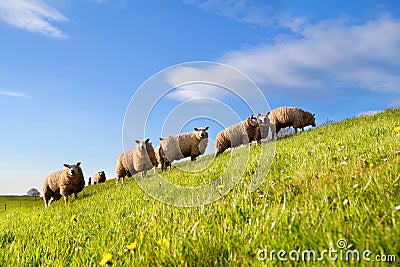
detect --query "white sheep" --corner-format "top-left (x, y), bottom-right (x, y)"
top-left (215, 116), bottom-right (260, 156)
top-left (268, 106), bottom-right (316, 139)
top-left (257, 113), bottom-right (270, 140)
top-left (115, 139), bottom-right (157, 184)
top-left (158, 127), bottom-right (209, 165)
top-left (42, 162), bottom-right (85, 207)
top-left (93, 170), bottom-right (106, 184)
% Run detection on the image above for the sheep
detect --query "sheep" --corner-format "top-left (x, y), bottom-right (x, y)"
top-left (155, 144), bottom-right (171, 172)
top-left (93, 170), bottom-right (106, 184)
top-left (257, 113), bottom-right (270, 140)
top-left (159, 127), bottom-right (209, 165)
top-left (42, 162), bottom-right (85, 207)
top-left (115, 153), bottom-right (131, 184)
top-left (115, 139), bottom-right (157, 184)
top-left (268, 106), bottom-right (316, 139)
top-left (215, 115), bottom-right (261, 156)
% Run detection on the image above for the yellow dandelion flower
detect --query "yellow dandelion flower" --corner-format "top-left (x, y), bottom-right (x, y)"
top-left (394, 126), bottom-right (400, 131)
top-left (157, 238), bottom-right (170, 248)
top-left (69, 215), bottom-right (77, 223)
top-left (217, 184), bottom-right (224, 189)
top-left (335, 141), bottom-right (341, 146)
top-left (163, 239), bottom-right (170, 248)
top-left (126, 241), bottom-right (137, 250)
top-left (99, 253), bottom-right (112, 265)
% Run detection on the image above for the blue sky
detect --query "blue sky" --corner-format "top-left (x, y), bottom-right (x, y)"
top-left (0, 0), bottom-right (399, 195)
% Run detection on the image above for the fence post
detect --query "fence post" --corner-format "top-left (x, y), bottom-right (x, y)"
top-left (4, 203), bottom-right (6, 212)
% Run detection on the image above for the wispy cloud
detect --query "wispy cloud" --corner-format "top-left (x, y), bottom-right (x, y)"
top-left (184, 0), bottom-right (276, 27)
top-left (0, 0), bottom-right (69, 39)
top-left (389, 98), bottom-right (400, 108)
top-left (220, 16), bottom-right (400, 101)
top-left (355, 110), bottom-right (381, 117)
top-left (0, 90), bottom-right (30, 98)
top-left (164, 64), bottom-right (261, 101)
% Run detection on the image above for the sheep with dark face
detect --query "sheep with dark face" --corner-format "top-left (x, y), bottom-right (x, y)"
top-left (115, 139), bottom-right (157, 184)
top-left (268, 106), bottom-right (316, 139)
top-left (155, 144), bottom-right (171, 172)
top-left (159, 127), bottom-right (209, 165)
top-left (42, 162), bottom-right (85, 207)
top-left (93, 170), bottom-right (106, 184)
top-left (215, 116), bottom-right (260, 156)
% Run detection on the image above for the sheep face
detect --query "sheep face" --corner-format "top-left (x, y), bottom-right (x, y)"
top-left (193, 127), bottom-right (209, 140)
top-left (257, 113), bottom-right (269, 125)
top-left (247, 116), bottom-right (259, 127)
top-left (305, 112), bottom-right (316, 127)
top-left (63, 162), bottom-right (81, 176)
top-left (135, 138), bottom-right (150, 151)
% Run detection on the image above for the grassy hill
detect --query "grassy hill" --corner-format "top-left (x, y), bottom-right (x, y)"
top-left (0, 109), bottom-right (399, 266)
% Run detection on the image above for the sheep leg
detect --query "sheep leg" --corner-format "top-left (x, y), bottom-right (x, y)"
top-left (45, 197), bottom-right (52, 207)
top-left (63, 195), bottom-right (68, 204)
top-left (191, 155), bottom-right (196, 161)
top-left (141, 171), bottom-right (147, 179)
top-left (295, 128), bottom-right (298, 133)
top-left (153, 166), bottom-right (156, 174)
top-left (74, 193), bottom-right (78, 199)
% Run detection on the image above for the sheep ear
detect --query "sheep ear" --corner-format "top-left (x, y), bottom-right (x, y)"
top-left (205, 126), bottom-right (209, 130)
top-left (135, 140), bottom-right (140, 143)
top-left (194, 128), bottom-right (198, 131)
top-left (267, 112), bottom-right (270, 115)
top-left (313, 113), bottom-right (315, 117)
top-left (63, 164), bottom-right (69, 168)
top-left (159, 137), bottom-right (163, 141)
top-left (145, 138), bottom-right (150, 143)
top-left (76, 162), bottom-right (81, 166)
top-left (258, 113), bottom-right (261, 116)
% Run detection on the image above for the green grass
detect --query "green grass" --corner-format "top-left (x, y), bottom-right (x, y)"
top-left (0, 196), bottom-right (42, 213)
top-left (0, 109), bottom-right (399, 266)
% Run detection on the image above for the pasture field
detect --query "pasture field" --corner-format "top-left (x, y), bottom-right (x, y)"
top-left (0, 109), bottom-right (399, 266)
top-left (0, 196), bottom-right (42, 213)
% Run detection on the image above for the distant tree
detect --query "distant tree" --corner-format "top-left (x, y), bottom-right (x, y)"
top-left (27, 188), bottom-right (40, 200)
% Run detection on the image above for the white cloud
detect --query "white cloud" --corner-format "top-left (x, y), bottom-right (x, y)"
top-left (0, 0), bottom-right (68, 39)
top-left (389, 98), bottom-right (400, 108)
top-left (184, 0), bottom-right (276, 27)
top-left (355, 110), bottom-right (381, 117)
top-left (220, 16), bottom-right (400, 100)
top-left (164, 64), bottom-right (262, 101)
top-left (0, 90), bottom-right (30, 98)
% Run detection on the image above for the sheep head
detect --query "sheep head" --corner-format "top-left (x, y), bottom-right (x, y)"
top-left (63, 162), bottom-right (81, 176)
top-left (135, 139), bottom-right (150, 151)
top-left (194, 127), bottom-right (209, 140)
top-left (247, 115), bottom-right (259, 127)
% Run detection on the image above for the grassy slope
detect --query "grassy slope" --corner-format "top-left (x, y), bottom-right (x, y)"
top-left (0, 109), bottom-right (399, 266)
